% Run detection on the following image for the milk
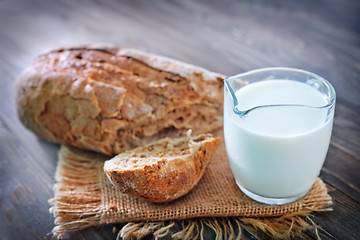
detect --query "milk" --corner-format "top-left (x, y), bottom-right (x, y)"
top-left (224, 80), bottom-right (333, 198)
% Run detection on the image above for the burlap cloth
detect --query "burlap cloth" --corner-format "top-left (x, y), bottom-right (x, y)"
top-left (50, 136), bottom-right (333, 239)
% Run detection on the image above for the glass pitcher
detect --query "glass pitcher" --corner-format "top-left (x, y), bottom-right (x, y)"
top-left (224, 67), bottom-right (336, 204)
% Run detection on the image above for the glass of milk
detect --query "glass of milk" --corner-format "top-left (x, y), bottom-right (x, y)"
top-left (224, 67), bottom-right (336, 205)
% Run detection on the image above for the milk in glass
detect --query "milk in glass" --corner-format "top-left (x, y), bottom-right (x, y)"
top-left (224, 79), bottom-right (333, 199)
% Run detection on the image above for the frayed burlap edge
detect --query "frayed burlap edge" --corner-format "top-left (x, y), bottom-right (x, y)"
top-left (49, 147), bottom-right (104, 235)
top-left (118, 213), bottom-right (323, 240)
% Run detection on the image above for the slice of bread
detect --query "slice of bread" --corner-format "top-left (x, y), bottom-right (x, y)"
top-left (103, 131), bottom-right (220, 203)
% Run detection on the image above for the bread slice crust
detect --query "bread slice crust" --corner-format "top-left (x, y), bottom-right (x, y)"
top-left (103, 133), bottom-right (220, 203)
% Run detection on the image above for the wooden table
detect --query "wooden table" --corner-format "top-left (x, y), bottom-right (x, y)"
top-left (0, 0), bottom-right (359, 239)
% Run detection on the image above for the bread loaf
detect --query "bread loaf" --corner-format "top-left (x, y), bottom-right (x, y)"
top-left (15, 45), bottom-right (224, 155)
top-left (103, 132), bottom-right (220, 203)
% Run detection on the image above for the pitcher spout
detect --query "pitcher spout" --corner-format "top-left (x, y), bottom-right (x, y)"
top-left (224, 67), bottom-right (336, 119)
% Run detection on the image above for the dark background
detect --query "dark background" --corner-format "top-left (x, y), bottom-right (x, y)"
top-left (0, 0), bottom-right (359, 239)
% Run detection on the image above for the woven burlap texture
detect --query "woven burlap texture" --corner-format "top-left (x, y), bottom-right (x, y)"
top-left (50, 138), bottom-right (333, 238)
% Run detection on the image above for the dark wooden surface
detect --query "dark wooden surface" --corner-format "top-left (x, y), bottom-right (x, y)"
top-left (0, 0), bottom-right (359, 239)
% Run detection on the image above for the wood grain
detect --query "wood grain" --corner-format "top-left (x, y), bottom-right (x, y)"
top-left (0, 0), bottom-right (359, 239)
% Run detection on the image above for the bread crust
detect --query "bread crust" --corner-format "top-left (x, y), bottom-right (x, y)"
top-left (103, 134), bottom-right (220, 203)
top-left (15, 45), bottom-right (224, 155)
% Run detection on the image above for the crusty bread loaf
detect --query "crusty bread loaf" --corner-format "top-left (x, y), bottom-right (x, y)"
top-left (15, 45), bottom-right (224, 155)
top-left (103, 131), bottom-right (220, 203)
